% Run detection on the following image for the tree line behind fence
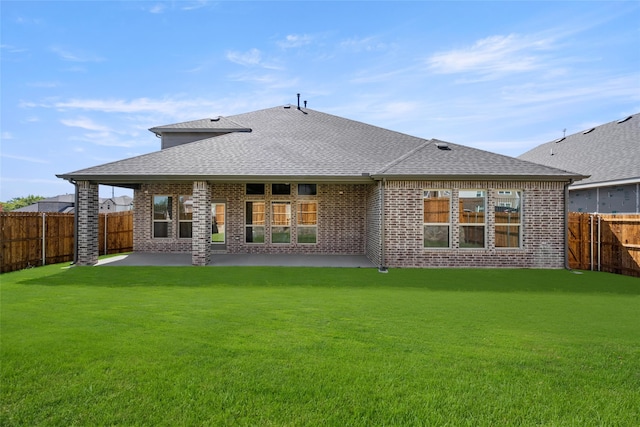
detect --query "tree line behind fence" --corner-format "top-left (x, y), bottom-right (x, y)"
top-left (1, 211), bottom-right (639, 277)
top-left (0, 211), bottom-right (133, 273)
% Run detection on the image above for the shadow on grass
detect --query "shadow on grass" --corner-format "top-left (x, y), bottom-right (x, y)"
top-left (14, 265), bottom-right (640, 295)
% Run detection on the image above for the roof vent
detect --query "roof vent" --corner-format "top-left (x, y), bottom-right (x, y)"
top-left (435, 142), bottom-right (451, 150)
top-left (554, 137), bottom-right (565, 143)
top-left (284, 105), bottom-right (291, 109)
top-left (617, 115), bottom-right (632, 124)
top-left (210, 117), bottom-right (220, 122)
top-left (583, 127), bottom-right (595, 134)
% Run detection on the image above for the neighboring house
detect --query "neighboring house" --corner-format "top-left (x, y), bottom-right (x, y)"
top-left (13, 194), bottom-right (133, 213)
top-left (519, 113), bottom-right (640, 213)
top-left (58, 105), bottom-right (584, 268)
top-left (99, 195), bottom-right (134, 213)
top-left (13, 194), bottom-right (75, 213)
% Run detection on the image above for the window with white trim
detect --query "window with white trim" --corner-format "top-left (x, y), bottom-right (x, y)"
top-left (153, 195), bottom-right (172, 238)
top-left (495, 190), bottom-right (522, 248)
top-left (459, 190), bottom-right (486, 248)
top-left (271, 201), bottom-right (291, 243)
top-left (297, 201), bottom-right (317, 244)
top-left (178, 195), bottom-right (193, 238)
top-left (245, 201), bottom-right (265, 243)
top-left (423, 190), bottom-right (451, 248)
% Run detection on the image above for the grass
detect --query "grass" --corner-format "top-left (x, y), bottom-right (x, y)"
top-left (1, 264), bottom-right (639, 426)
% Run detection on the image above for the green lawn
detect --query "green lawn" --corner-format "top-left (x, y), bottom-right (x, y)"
top-left (1, 264), bottom-right (639, 426)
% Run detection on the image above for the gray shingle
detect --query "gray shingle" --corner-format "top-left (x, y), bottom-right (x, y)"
top-left (519, 113), bottom-right (640, 185)
top-left (59, 106), bottom-right (583, 184)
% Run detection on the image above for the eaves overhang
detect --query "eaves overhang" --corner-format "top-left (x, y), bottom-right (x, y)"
top-left (370, 173), bottom-right (589, 182)
top-left (569, 176), bottom-right (640, 190)
top-left (56, 173), bottom-right (377, 186)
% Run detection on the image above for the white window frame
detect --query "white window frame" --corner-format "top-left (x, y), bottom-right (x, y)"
top-left (495, 190), bottom-right (522, 249)
top-left (459, 190), bottom-right (486, 249)
top-left (152, 195), bottom-right (172, 239)
top-left (423, 190), bottom-right (451, 248)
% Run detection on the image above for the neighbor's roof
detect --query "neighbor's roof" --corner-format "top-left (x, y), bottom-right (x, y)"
top-left (58, 105), bottom-right (584, 186)
top-left (519, 113), bottom-right (639, 187)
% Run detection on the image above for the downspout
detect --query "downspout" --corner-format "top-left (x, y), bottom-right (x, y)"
top-left (379, 179), bottom-right (388, 272)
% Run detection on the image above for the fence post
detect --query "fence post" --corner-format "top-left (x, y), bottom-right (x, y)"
top-left (42, 212), bottom-right (46, 266)
top-left (597, 215), bottom-right (601, 272)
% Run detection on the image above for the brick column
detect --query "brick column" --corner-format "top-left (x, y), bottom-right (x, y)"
top-left (76, 180), bottom-right (99, 266)
top-left (192, 181), bottom-right (212, 266)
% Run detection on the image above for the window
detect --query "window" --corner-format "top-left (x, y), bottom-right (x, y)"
top-left (495, 190), bottom-right (522, 248)
top-left (272, 183), bottom-right (291, 195)
top-left (297, 201), bottom-right (317, 244)
top-left (245, 201), bottom-right (265, 243)
top-left (178, 196), bottom-right (193, 238)
top-left (211, 202), bottom-right (226, 244)
top-left (423, 190), bottom-right (451, 248)
top-left (153, 196), bottom-right (172, 238)
top-left (271, 201), bottom-right (291, 243)
top-left (459, 190), bottom-right (486, 248)
top-left (246, 183), bottom-right (265, 195)
top-left (298, 184), bottom-right (317, 196)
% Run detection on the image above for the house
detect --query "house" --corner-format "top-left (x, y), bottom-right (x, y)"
top-left (58, 104), bottom-right (585, 268)
top-left (13, 194), bottom-right (75, 213)
top-left (99, 195), bottom-right (134, 213)
top-left (519, 113), bottom-right (639, 213)
top-left (14, 194), bottom-right (133, 213)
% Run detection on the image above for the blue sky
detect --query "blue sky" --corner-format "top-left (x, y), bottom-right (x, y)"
top-left (1, 0), bottom-right (639, 200)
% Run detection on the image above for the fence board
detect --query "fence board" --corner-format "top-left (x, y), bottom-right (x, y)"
top-left (1, 211), bottom-right (133, 273)
top-left (568, 212), bottom-right (640, 277)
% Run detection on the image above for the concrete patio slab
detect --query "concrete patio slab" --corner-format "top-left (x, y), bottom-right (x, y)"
top-left (96, 252), bottom-right (376, 268)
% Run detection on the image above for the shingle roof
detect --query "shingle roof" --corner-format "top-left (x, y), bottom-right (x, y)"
top-left (518, 113), bottom-right (640, 186)
top-left (58, 105), bottom-right (583, 185)
top-left (149, 117), bottom-right (251, 134)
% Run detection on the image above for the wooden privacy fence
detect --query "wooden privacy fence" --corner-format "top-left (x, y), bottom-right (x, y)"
top-left (568, 213), bottom-right (640, 277)
top-left (0, 211), bottom-right (133, 273)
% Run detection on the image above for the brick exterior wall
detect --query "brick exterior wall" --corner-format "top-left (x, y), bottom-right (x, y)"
top-left (383, 180), bottom-right (567, 268)
top-left (133, 183), bottom-right (368, 257)
top-left (131, 180), bottom-right (567, 268)
top-left (365, 182), bottom-right (382, 266)
top-left (76, 180), bottom-right (99, 266)
top-left (191, 181), bottom-right (211, 266)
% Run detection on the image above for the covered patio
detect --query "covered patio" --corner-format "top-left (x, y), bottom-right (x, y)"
top-left (95, 252), bottom-right (376, 268)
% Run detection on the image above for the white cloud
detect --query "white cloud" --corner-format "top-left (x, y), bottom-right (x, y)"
top-left (339, 36), bottom-right (389, 52)
top-left (149, 3), bottom-right (166, 14)
top-left (226, 48), bottom-right (283, 70)
top-left (278, 34), bottom-right (313, 49)
top-left (61, 117), bottom-right (113, 132)
top-left (50, 46), bottom-right (105, 62)
top-left (427, 34), bottom-right (554, 78)
top-left (1, 153), bottom-right (50, 164)
top-left (1, 132), bottom-right (13, 140)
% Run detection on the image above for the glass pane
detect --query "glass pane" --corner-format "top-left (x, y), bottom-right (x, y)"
top-left (153, 196), bottom-right (172, 220)
top-left (246, 183), bottom-right (265, 195)
top-left (179, 195), bottom-right (193, 221)
top-left (424, 225), bottom-right (449, 248)
top-left (460, 225), bottom-right (485, 248)
top-left (298, 184), bottom-right (317, 196)
top-left (496, 225), bottom-right (520, 248)
top-left (272, 183), bottom-right (291, 195)
top-left (179, 222), bottom-right (192, 238)
top-left (211, 203), bottom-right (225, 243)
top-left (153, 222), bottom-right (169, 238)
top-left (424, 191), bottom-right (450, 223)
top-left (271, 202), bottom-right (291, 226)
top-left (495, 190), bottom-right (522, 224)
top-left (459, 191), bottom-right (485, 224)
top-left (245, 226), bottom-right (264, 243)
top-left (297, 227), bottom-right (317, 244)
top-left (297, 202), bottom-right (317, 225)
top-left (246, 201), bottom-right (265, 225)
top-left (272, 226), bottom-right (291, 243)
